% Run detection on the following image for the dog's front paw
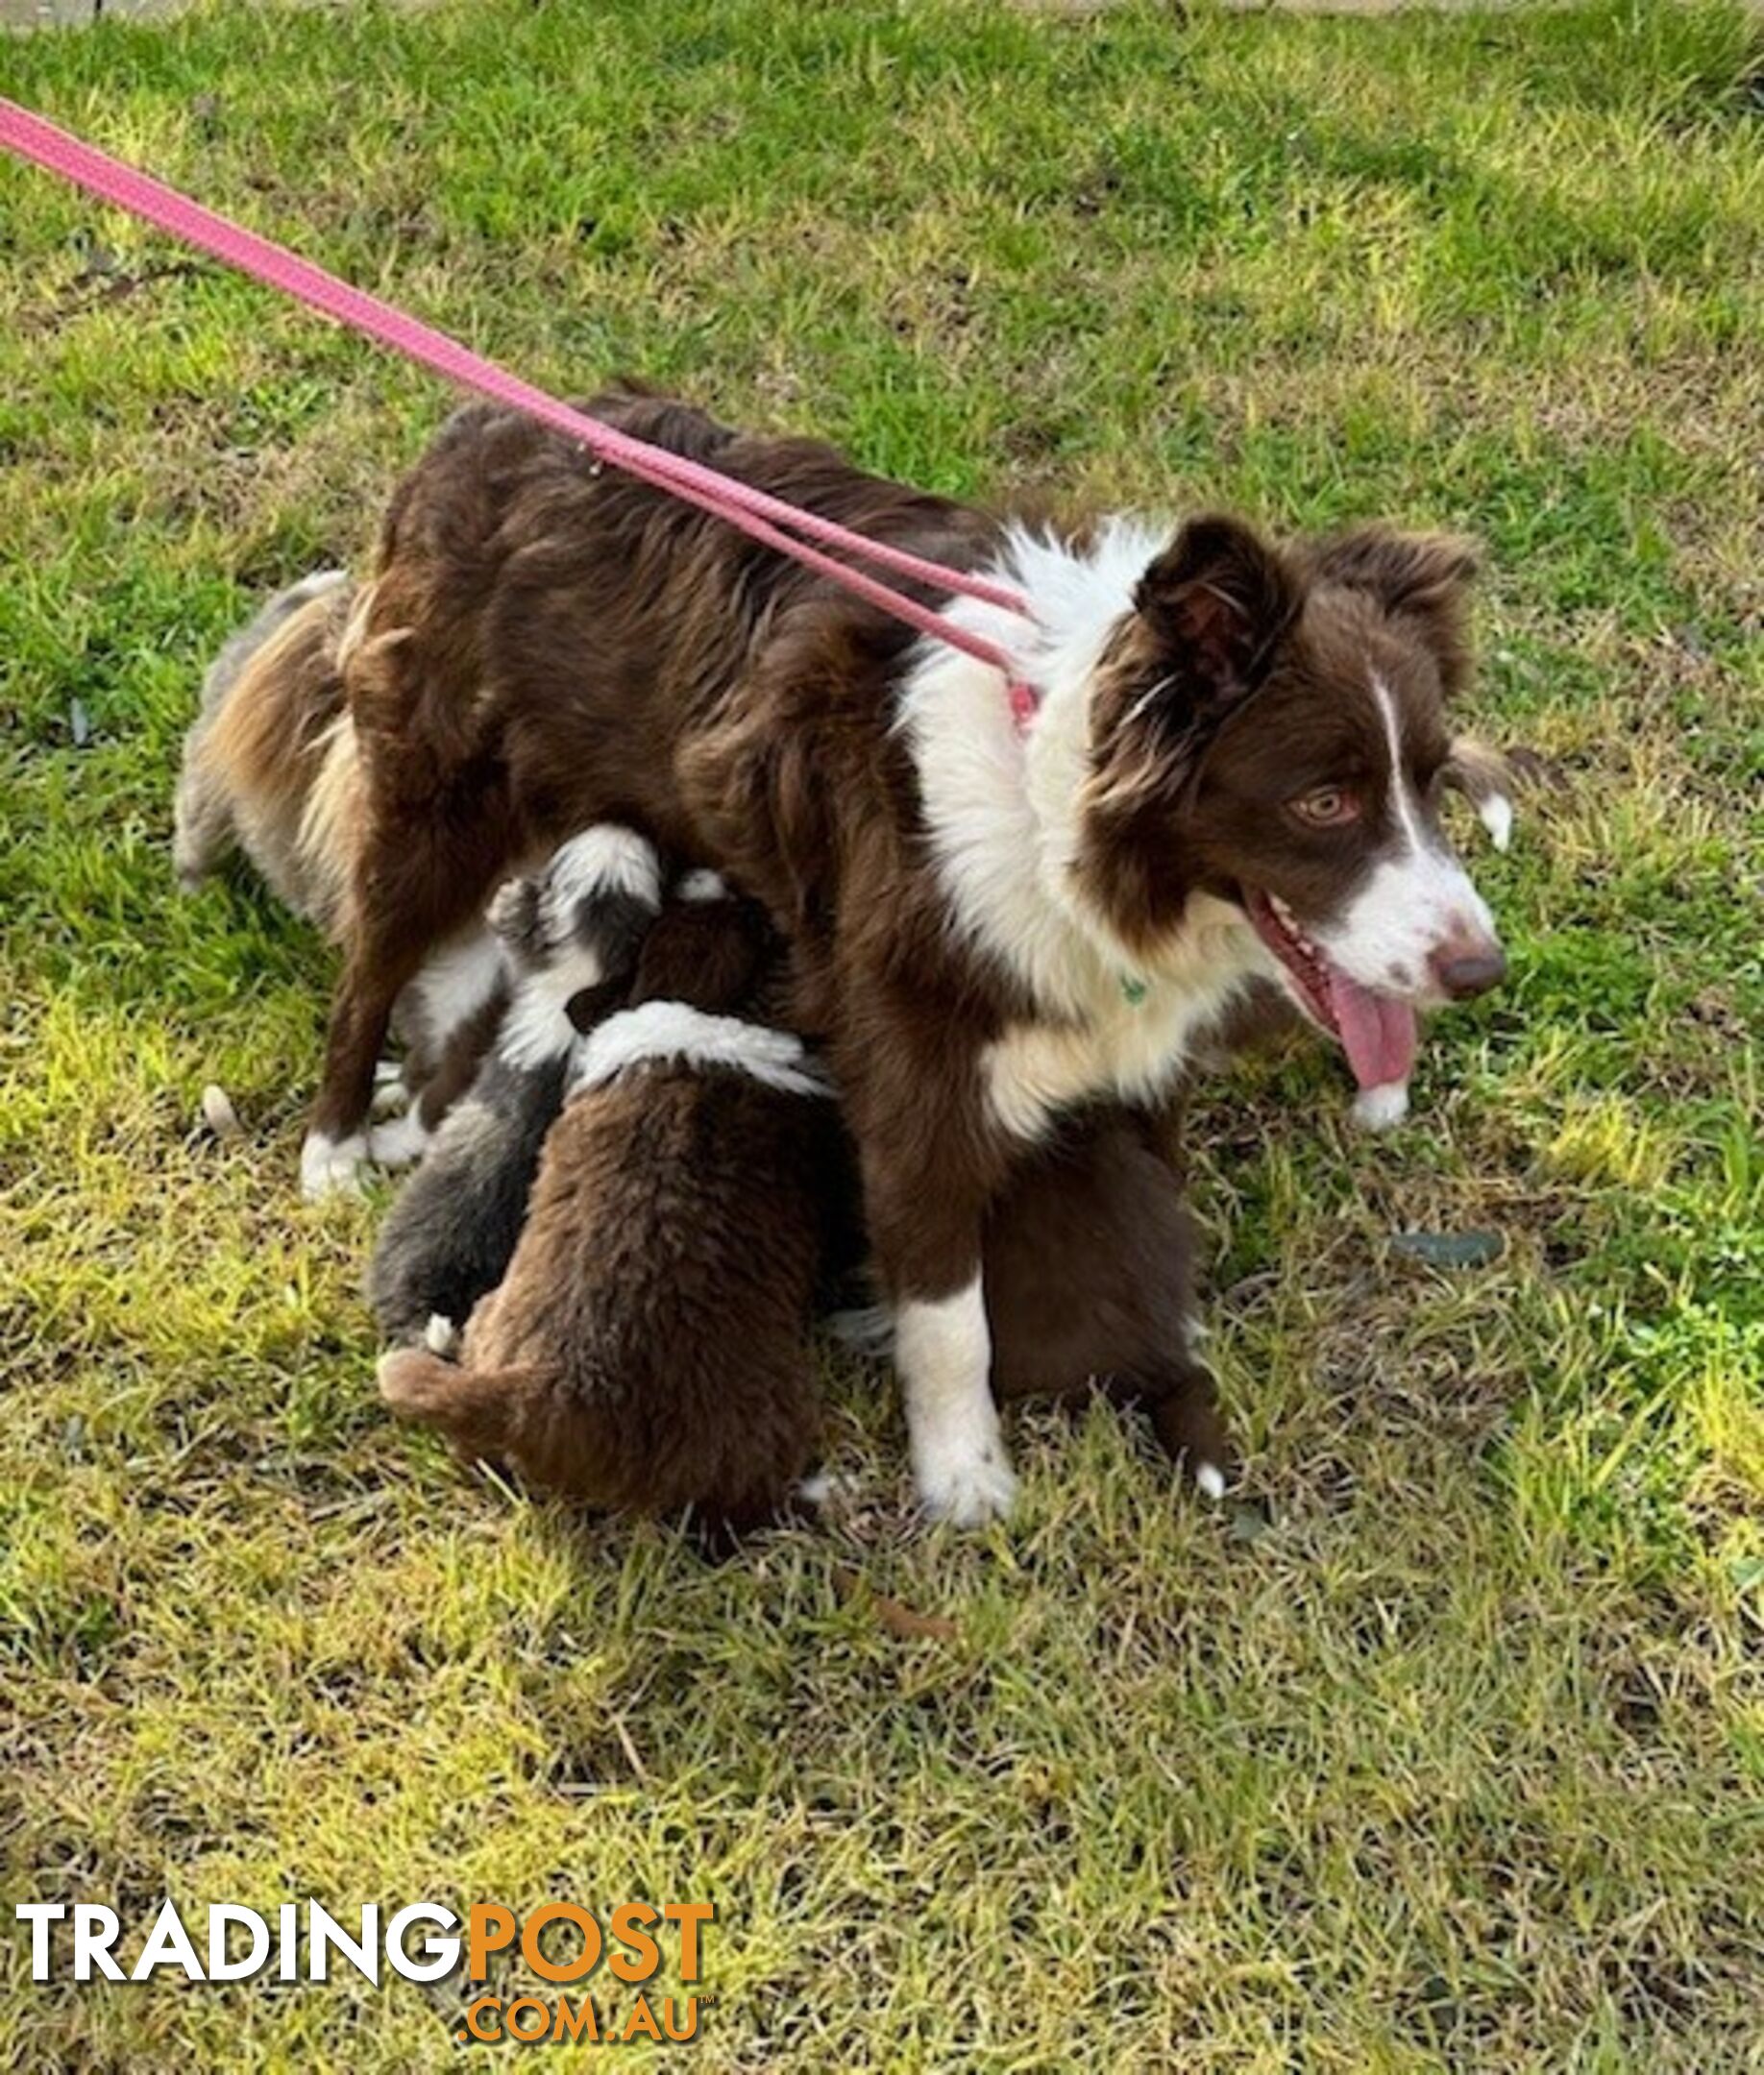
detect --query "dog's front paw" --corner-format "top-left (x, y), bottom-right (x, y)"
top-left (300, 1129), bottom-right (370, 1201)
top-left (913, 1431), bottom-right (1018, 1527)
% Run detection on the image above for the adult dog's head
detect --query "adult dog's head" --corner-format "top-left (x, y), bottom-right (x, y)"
top-left (1076, 516), bottom-right (1505, 1103)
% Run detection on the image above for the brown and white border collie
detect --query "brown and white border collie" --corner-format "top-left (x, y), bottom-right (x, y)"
top-left (188, 388), bottom-right (1507, 1525)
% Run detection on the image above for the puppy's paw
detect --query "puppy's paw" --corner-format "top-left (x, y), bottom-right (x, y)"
top-left (913, 1431), bottom-right (1018, 1528)
top-left (368, 1111), bottom-right (429, 1170)
top-left (300, 1129), bottom-right (370, 1201)
top-left (793, 1466), bottom-right (859, 1512)
top-left (1193, 1460), bottom-right (1229, 1502)
top-left (423, 1312), bottom-right (460, 1357)
top-left (371, 1061), bottom-right (410, 1119)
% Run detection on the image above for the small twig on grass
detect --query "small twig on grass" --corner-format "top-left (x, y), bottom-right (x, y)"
top-left (830, 1563), bottom-right (958, 1643)
top-left (610, 1712), bottom-right (650, 1784)
top-left (25, 258), bottom-right (208, 335)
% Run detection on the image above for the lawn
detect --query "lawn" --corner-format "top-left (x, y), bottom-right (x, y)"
top-left (3, 1), bottom-right (1762, 2066)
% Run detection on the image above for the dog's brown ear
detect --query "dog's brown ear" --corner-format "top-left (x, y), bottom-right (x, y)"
top-left (1306, 525), bottom-right (1480, 696)
top-left (684, 900), bottom-right (769, 1012)
top-left (1310, 525), bottom-right (1480, 609)
top-left (1135, 515), bottom-right (1303, 714)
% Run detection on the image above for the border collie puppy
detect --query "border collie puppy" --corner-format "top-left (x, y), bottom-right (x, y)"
top-left (262, 389), bottom-right (1507, 1524)
top-left (983, 1111), bottom-right (1231, 1494)
top-left (377, 883), bottom-right (842, 1534)
top-left (831, 1107), bottom-right (1231, 1495)
top-left (366, 824), bottom-right (661, 1346)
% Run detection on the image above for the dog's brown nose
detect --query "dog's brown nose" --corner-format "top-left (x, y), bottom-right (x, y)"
top-left (1431, 935), bottom-right (1507, 1000)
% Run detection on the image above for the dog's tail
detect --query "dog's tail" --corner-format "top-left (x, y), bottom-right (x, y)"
top-left (1441, 734), bottom-right (1523, 854)
top-left (174, 569), bottom-right (368, 937)
top-left (377, 1343), bottom-right (553, 1464)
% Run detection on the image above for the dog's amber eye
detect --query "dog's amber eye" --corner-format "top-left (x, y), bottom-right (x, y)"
top-left (1289, 787), bottom-right (1360, 828)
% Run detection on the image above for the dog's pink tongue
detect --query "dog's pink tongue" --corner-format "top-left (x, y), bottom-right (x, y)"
top-left (1326, 967), bottom-right (1418, 1090)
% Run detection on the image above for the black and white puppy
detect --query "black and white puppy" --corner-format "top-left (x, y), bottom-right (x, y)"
top-left (366, 824), bottom-right (661, 1345)
top-left (378, 881), bottom-right (844, 1537)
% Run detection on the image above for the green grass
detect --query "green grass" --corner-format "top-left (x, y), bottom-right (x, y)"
top-left (3, 1), bottom-right (1762, 2065)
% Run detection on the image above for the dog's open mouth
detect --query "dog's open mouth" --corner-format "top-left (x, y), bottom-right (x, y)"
top-left (1242, 890), bottom-right (1418, 1091)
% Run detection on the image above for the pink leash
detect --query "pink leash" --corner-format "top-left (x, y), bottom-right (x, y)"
top-left (0, 99), bottom-right (1041, 725)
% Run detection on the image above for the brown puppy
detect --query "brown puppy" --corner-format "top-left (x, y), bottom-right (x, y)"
top-left (378, 882), bottom-right (843, 1535)
top-left (379, 891), bottom-right (1231, 1501)
top-left (983, 1111), bottom-right (1231, 1493)
top-left (821, 1109), bottom-right (1230, 1493)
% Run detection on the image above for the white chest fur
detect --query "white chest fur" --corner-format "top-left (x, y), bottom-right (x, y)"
top-left (982, 946), bottom-right (1253, 1142)
top-left (898, 522), bottom-right (1274, 1145)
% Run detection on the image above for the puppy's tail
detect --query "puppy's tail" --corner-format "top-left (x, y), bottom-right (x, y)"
top-left (174, 570), bottom-right (365, 935)
top-left (377, 1344), bottom-right (551, 1464)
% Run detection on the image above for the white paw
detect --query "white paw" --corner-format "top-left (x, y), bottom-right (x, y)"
top-left (793, 1467), bottom-right (858, 1510)
top-left (371, 1061), bottom-right (410, 1118)
top-left (423, 1312), bottom-right (459, 1356)
top-left (1194, 1461), bottom-right (1228, 1502)
top-left (1352, 1081), bottom-right (1410, 1132)
top-left (895, 1279), bottom-right (1013, 1527)
top-left (368, 1110), bottom-right (429, 1170)
top-left (913, 1432), bottom-right (1018, 1527)
top-left (300, 1130), bottom-right (369, 1201)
